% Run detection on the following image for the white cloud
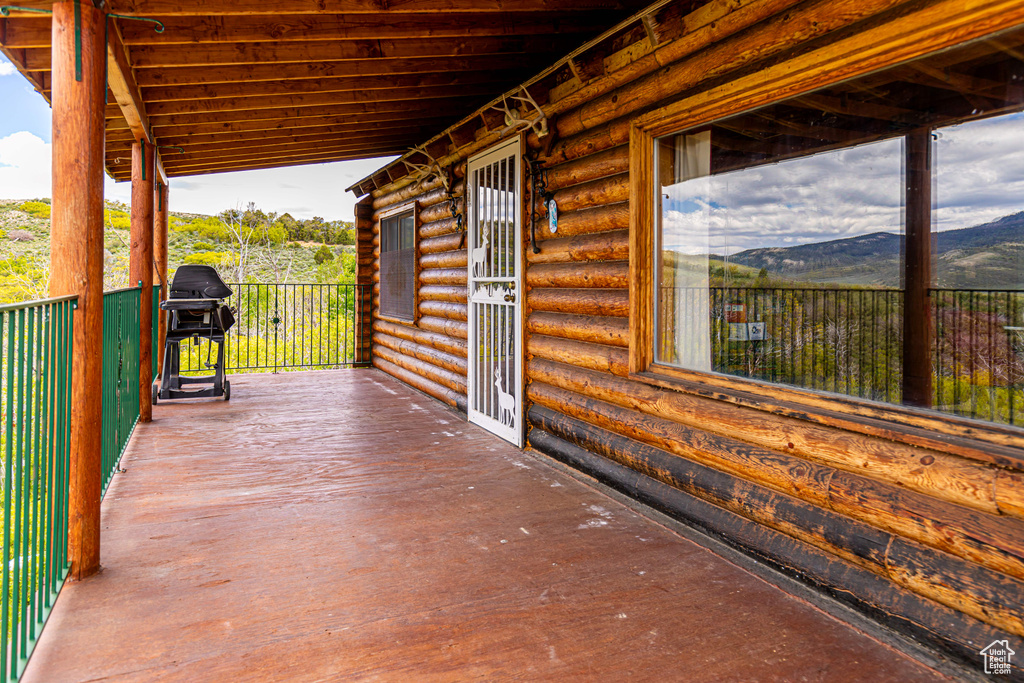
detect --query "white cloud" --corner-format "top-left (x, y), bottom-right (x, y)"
top-left (663, 137), bottom-right (904, 255)
top-left (0, 131), bottom-right (51, 199)
top-left (0, 57), bottom-right (15, 77)
top-left (0, 131), bottom-right (132, 203)
top-left (662, 112), bottom-right (1024, 256)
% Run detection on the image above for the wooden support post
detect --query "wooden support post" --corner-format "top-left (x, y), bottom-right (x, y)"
top-left (903, 129), bottom-right (933, 408)
top-left (355, 197), bottom-right (375, 366)
top-left (50, 0), bottom-right (106, 581)
top-left (154, 181), bottom-right (170, 375)
top-left (131, 140), bottom-right (155, 422)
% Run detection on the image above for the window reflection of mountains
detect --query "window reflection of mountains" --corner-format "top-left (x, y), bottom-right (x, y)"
top-left (708, 211), bottom-right (1024, 289)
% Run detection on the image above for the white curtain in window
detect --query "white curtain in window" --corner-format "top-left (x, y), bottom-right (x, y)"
top-left (666, 131), bottom-right (712, 371)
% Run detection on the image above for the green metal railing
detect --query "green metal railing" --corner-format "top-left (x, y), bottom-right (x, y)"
top-left (101, 287), bottom-right (140, 495)
top-left (178, 283), bottom-right (370, 374)
top-left (151, 285), bottom-right (160, 382)
top-left (0, 295), bottom-right (76, 682)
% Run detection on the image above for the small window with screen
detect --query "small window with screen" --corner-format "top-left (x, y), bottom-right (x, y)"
top-left (379, 209), bottom-right (416, 322)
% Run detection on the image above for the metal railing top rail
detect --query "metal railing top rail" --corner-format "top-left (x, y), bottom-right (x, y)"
top-left (227, 281), bottom-right (353, 286)
top-left (931, 287), bottom-right (1024, 292)
top-left (0, 295), bottom-right (78, 314)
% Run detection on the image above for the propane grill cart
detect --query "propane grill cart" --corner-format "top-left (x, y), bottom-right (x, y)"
top-left (155, 265), bottom-right (236, 402)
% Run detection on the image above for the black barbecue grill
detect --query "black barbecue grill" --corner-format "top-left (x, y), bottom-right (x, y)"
top-left (155, 264), bottom-right (236, 402)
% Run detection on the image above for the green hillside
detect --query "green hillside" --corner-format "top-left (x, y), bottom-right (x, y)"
top-left (722, 211), bottom-right (1024, 289)
top-left (0, 198), bottom-right (357, 304)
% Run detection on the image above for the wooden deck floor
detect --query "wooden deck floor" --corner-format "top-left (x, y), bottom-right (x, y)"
top-left (24, 370), bottom-right (945, 682)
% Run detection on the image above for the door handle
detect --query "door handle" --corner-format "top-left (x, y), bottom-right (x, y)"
top-left (504, 294), bottom-right (516, 303)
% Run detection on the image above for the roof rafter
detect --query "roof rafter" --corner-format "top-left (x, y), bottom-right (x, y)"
top-left (135, 55), bottom-right (522, 86)
top-left (120, 11), bottom-right (616, 45)
top-left (127, 35), bottom-right (560, 68)
top-left (106, 19), bottom-right (153, 145)
top-left (105, 0), bottom-right (634, 16)
top-left (139, 69), bottom-right (517, 103)
top-left (1, 1), bottom-right (654, 179)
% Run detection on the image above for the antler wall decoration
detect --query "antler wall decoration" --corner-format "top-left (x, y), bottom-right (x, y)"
top-left (492, 86), bottom-right (549, 139)
top-left (403, 144), bottom-right (449, 193)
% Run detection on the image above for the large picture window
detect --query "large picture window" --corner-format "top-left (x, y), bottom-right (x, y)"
top-left (643, 26), bottom-right (1024, 428)
top-left (379, 208), bottom-right (416, 322)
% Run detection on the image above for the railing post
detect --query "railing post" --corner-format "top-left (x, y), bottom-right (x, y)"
top-left (355, 198), bottom-right (375, 367)
top-left (131, 140), bottom-right (155, 422)
top-left (903, 129), bottom-right (933, 408)
top-left (49, 0), bottom-right (106, 581)
top-left (154, 182), bottom-right (170, 376)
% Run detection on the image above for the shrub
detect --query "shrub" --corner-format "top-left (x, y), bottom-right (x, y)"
top-left (18, 201), bottom-right (50, 219)
top-left (192, 241), bottom-right (216, 251)
top-left (104, 209), bottom-right (131, 230)
top-left (313, 245), bottom-right (334, 264)
top-left (268, 222), bottom-right (287, 245)
top-left (8, 229), bottom-right (34, 242)
top-left (184, 251), bottom-right (231, 267)
top-left (176, 216), bottom-right (232, 242)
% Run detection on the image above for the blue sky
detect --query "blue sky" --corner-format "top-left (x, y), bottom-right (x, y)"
top-left (0, 54), bottom-right (398, 221)
top-left (0, 65), bottom-right (51, 141)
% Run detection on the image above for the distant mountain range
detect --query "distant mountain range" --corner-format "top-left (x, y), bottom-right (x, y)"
top-left (721, 211), bottom-right (1024, 288)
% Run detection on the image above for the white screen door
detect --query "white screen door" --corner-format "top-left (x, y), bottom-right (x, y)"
top-left (467, 139), bottom-right (522, 446)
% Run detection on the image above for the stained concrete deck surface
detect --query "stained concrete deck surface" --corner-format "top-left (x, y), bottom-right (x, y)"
top-left (24, 370), bottom-right (945, 681)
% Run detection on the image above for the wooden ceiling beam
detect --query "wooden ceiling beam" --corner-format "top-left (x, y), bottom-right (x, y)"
top-left (106, 19), bottom-right (152, 144)
top-left (0, 42), bottom-right (46, 94)
top-left (157, 153), bottom-right (404, 180)
top-left (105, 0), bottom-right (634, 16)
top-left (793, 93), bottom-right (928, 124)
top-left (154, 126), bottom-right (444, 152)
top-left (18, 46), bottom-right (49, 71)
top-left (135, 55), bottom-right (531, 87)
top-left (142, 97), bottom-right (477, 130)
top-left (903, 63), bottom-right (1007, 98)
top-left (119, 11), bottom-right (614, 45)
top-left (149, 110), bottom-right (451, 138)
top-left (128, 35), bottom-right (561, 68)
top-left (141, 84), bottom-right (494, 117)
top-left (108, 129), bottom-right (430, 159)
top-left (109, 116), bottom-right (451, 145)
top-left (109, 141), bottom-right (415, 178)
top-left (0, 16), bottom-right (49, 49)
top-left (157, 145), bottom-right (410, 174)
top-left (117, 137), bottom-right (418, 170)
top-left (140, 69), bottom-right (517, 103)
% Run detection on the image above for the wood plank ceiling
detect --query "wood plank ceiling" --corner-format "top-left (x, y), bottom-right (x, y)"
top-left (0, 1), bottom-right (652, 181)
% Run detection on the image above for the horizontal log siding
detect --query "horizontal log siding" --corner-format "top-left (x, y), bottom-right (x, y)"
top-left (358, 0), bottom-right (1024, 666)
top-left (365, 162), bottom-right (470, 412)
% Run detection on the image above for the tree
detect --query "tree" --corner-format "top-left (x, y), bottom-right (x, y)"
top-left (313, 245), bottom-right (334, 265)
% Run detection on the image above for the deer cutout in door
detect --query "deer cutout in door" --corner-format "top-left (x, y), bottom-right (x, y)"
top-left (494, 369), bottom-right (515, 427)
top-left (471, 232), bottom-right (490, 277)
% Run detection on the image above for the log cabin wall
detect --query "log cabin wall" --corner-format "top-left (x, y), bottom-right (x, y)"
top-left (354, 0), bottom-right (1024, 668)
top-left (368, 172), bottom-right (470, 413)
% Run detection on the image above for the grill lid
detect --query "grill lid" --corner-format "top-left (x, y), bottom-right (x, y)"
top-left (169, 265), bottom-right (233, 300)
